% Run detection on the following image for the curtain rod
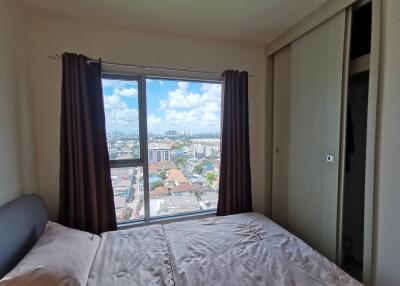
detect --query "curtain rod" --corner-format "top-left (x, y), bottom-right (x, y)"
top-left (48, 54), bottom-right (254, 78)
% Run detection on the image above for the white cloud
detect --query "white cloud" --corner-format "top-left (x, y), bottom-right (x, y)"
top-left (104, 79), bottom-right (222, 135)
top-left (102, 80), bottom-right (117, 88)
top-left (103, 88), bottom-right (139, 135)
top-left (165, 109), bottom-right (198, 125)
top-left (147, 114), bottom-right (162, 127)
top-left (104, 105), bottom-right (139, 135)
top-left (103, 94), bottom-right (125, 110)
top-left (201, 83), bottom-right (222, 102)
top-left (168, 91), bottom-right (202, 109)
top-left (161, 82), bottom-right (221, 109)
top-left (161, 107), bottom-right (220, 134)
top-left (102, 79), bottom-right (127, 89)
top-left (201, 112), bottom-right (220, 125)
top-left (178, 81), bottom-right (189, 90)
top-left (203, 101), bottom-right (220, 113)
top-left (149, 81), bottom-right (222, 134)
top-left (113, 87), bottom-right (138, 98)
top-left (159, 100), bottom-right (168, 110)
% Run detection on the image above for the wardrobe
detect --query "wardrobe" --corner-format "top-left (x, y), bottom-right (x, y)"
top-left (266, 0), bottom-right (380, 285)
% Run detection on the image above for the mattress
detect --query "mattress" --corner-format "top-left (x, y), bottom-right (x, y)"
top-left (87, 213), bottom-right (362, 286)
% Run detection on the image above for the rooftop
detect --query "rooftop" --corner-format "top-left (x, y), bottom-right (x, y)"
top-left (148, 143), bottom-right (171, 150)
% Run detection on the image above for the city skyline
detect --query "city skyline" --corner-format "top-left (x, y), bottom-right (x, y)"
top-left (102, 78), bottom-right (222, 136)
top-left (103, 77), bottom-right (221, 222)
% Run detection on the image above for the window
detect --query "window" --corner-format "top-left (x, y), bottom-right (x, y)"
top-left (103, 75), bottom-right (221, 224)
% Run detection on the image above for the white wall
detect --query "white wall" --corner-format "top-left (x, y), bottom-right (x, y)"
top-left (0, 0), bottom-right (37, 206)
top-left (4, 2), bottom-right (400, 283)
top-left (373, 1), bottom-right (400, 285)
top-left (24, 12), bottom-right (267, 218)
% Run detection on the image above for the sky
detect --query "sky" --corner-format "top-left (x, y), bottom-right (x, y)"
top-left (102, 78), bottom-right (222, 136)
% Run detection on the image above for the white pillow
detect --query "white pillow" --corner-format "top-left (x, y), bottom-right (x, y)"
top-left (0, 221), bottom-right (100, 286)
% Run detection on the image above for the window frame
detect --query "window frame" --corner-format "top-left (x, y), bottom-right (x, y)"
top-left (102, 72), bottom-right (221, 226)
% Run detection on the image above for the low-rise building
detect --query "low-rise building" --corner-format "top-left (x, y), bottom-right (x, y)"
top-left (157, 194), bottom-right (201, 216)
top-left (165, 169), bottom-right (188, 187)
top-left (158, 160), bottom-right (176, 171)
top-left (170, 183), bottom-right (193, 196)
top-left (148, 163), bottom-right (159, 174)
top-left (150, 186), bottom-right (170, 199)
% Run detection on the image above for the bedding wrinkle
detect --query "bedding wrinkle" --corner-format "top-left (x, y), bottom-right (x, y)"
top-left (161, 225), bottom-right (176, 286)
top-left (87, 225), bottom-right (175, 286)
top-left (162, 213), bottom-right (362, 286)
top-left (85, 213), bottom-right (361, 286)
top-left (1, 213), bottom-right (362, 285)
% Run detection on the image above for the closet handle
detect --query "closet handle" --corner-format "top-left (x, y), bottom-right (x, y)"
top-left (326, 155), bottom-right (334, 163)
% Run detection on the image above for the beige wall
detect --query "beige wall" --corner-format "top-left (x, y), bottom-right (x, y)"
top-left (0, 0), bottom-right (36, 206)
top-left (24, 12), bottom-right (267, 218)
top-left (373, 0), bottom-right (400, 285)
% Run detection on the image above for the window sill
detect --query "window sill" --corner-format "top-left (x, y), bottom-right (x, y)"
top-left (117, 210), bottom-right (217, 230)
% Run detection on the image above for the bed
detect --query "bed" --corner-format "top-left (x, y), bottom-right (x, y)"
top-left (0, 195), bottom-right (362, 286)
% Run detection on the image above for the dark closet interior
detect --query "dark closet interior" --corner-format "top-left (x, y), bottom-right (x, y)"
top-left (341, 1), bottom-right (372, 282)
top-left (350, 2), bottom-right (372, 59)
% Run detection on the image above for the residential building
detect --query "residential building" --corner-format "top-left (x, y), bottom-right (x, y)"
top-left (148, 143), bottom-right (172, 164)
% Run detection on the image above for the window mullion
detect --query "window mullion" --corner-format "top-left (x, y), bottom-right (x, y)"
top-left (138, 75), bottom-right (150, 222)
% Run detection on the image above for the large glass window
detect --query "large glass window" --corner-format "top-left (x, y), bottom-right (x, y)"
top-left (103, 78), bottom-right (140, 160)
top-left (111, 167), bottom-right (144, 222)
top-left (103, 75), bottom-right (221, 224)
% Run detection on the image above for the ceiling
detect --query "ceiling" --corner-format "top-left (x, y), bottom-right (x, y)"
top-left (17, 0), bottom-right (327, 44)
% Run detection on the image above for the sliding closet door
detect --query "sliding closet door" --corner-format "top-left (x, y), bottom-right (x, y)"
top-left (272, 46), bottom-right (291, 229)
top-left (287, 11), bottom-right (346, 261)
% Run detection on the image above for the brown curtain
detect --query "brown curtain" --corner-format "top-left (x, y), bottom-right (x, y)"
top-left (217, 70), bottom-right (252, 216)
top-left (59, 53), bottom-right (117, 234)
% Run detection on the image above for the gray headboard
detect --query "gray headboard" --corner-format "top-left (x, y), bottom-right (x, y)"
top-left (0, 194), bottom-right (48, 278)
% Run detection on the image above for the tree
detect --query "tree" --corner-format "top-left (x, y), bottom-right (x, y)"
top-left (207, 173), bottom-right (217, 185)
top-left (175, 157), bottom-right (187, 166)
top-left (159, 170), bottom-right (167, 180)
top-left (194, 165), bottom-right (204, 174)
top-left (173, 143), bottom-right (185, 150)
top-left (151, 180), bottom-right (163, 190)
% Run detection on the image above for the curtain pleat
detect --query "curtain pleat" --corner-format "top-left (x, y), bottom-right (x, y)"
top-left (217, 70), bottom-right (252, 216)
top-left (59, 53), bottom-right (117, 234)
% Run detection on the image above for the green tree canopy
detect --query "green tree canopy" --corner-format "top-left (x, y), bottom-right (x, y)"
top-left (175, 157), bottom-right (187, 166)
top-left (207, 173), bottom-right (217, 185)
top-left (194, 165), bottom-right (204, 174)
top-left (158, 171), bottom-right (167, 180)
top-left (151, 180), bottom-right (163, 190)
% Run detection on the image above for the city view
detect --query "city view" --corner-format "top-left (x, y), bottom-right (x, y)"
top-left (103, 78), bottom-right (221, 223)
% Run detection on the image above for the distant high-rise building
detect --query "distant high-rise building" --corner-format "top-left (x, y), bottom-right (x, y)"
top-left (194, 144), bottom-right (205, 159)
top-left (165, 130), bottom-right (178, 137)
top-left (204, 146), bottom-right (213, 158)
